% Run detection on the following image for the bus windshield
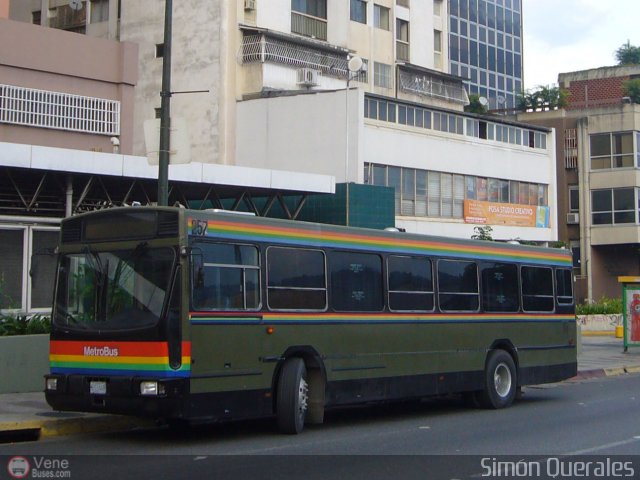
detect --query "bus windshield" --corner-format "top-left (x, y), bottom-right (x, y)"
top-left (54, 245), bottom-right (175, 331)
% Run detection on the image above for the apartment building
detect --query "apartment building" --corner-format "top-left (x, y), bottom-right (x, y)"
top-left (448, 0), bottom-right (523, 112)
top-left (0, 10), bottom-right (333, 313)
top-left (2, 0), bottom-right (560, 308)
top-left (230, 0), bottom-right (556, 240)
top-left (518, 66), bottom-right (640, 302)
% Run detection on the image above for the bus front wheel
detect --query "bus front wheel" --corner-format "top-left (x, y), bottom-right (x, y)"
top-left (478, 350), bottom-right (517, 409)
top-left (276, 358), bottom-right (309, 434)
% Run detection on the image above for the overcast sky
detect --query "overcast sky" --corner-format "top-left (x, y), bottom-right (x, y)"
top-left (522, 0), bottom-right (640, 90)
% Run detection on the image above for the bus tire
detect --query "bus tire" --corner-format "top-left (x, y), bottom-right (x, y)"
top-left (478, 350), bottom-right (517, 409)
top-left (276, 358), bottom-right (309, 434)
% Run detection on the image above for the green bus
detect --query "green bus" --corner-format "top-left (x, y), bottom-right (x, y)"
top-left (45, 207), bottom-right (576, 434)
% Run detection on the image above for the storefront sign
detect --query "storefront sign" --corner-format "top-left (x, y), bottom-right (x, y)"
top-left (463, 200), bottom-right (550, 228)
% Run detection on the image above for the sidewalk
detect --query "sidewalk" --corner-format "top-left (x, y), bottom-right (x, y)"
top-left (1, 335), bottom-right (640, 442)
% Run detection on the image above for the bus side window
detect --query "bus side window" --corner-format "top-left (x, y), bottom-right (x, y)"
top-left (555, 268), bottom-right (574, 305)
top-left (521, 266), bottom-right (554, 312)
top-left (387, 255), bottom-right (434, 311)
top-left (480, 262), bottom-right (519, 312)
top-left (267, 247), bottom-right (327, 311)
top-left (330, 251), bottom-right (383, 312)
top-left (191, 242), bottom-right (260, 311)
top-left (437, 260), bottom-right (480, 312)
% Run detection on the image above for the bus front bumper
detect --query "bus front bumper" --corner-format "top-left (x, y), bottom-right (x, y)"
top-left (44, 374), bottom-right (188, 419)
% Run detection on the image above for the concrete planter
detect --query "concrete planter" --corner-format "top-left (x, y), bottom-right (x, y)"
top-left (576, 314), bottom-right (622, 334)
top-left (0, 334), bottom-right (49, 394)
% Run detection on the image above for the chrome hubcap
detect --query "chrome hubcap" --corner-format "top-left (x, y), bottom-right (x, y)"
top-left (297, 377), bottom-right (309, 418)
top-left (494, 363), bottom-right (512, 398)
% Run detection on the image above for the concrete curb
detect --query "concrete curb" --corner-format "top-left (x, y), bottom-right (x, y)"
top-left (0, 414), bottom-right (154, 440)
top-left (574, 365), bottom-right (640, 380)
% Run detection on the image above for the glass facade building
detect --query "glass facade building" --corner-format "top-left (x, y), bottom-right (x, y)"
top-left (448, 0), bottom-right (523, 111)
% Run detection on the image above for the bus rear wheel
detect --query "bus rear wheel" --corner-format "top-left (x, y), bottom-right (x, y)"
top-left (478, 349), bottom-right (517, 409)
top-left (276, 358), bottom-right (309, 434)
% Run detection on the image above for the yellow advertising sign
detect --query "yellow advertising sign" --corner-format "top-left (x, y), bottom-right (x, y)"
top-left (464, 200), bottom-right (550, 228)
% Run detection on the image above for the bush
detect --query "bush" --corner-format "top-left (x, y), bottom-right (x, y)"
top-left (0, 313), bottom-right (51, 336)
top-left (575, 296), bottom-right (622, 315)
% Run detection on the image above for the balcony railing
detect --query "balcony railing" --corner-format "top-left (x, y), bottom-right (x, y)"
top-left (398, 70), bottom-right (469, 105)
top-left (291, 11), bottom-right (327, 40)
top-left (240, 34), bottom-right (349, 77)
top-left (0, 84), bottom-right (120, 135)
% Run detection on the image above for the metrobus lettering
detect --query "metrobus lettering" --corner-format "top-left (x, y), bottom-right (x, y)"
top-left (83, 346), bottom-right (119, 357)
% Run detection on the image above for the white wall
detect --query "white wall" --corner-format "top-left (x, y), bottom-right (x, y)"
top-left (236, 89), bottom-right (361, 183)
top-left (363, 124), bottom-right (553, 185)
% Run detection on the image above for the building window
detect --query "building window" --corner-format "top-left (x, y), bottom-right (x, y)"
top-left (350, 0), bottom-right (367, 23)
top-left (90, 0), bottom-right (109, 23)
top-left (374, 4), bottom-right (390, 30)
top-left (564, 128), bottom-right (578, 169)
top-left (590, 132), bottom-right (636, 170)
top-left (291, 0), bottom-right (327, 18)
top-left (434, 29), bottom-right (442, 68)
top-left (433, 0), bottom-right (442, 16)
top-left (365, 163), bottom-right (549, 220)
top-left (0, 227), bottom-right (58, 313)
top-left (397, 0), bottom-right (410, 7)
top-left (155, 43), bottom-right (164, 58)
top-left (291, 0), bottom-right (328, 39)
top-left (569, 186), bottom-right (579, 212)
top-left (591, 188), bottom-right (639, 225)
top-left (374, 62), bottom-right (392, 88)
top-left (47, 3), bottom-right (87, 33)
top-left (396, 19), bottom-right (410, 61)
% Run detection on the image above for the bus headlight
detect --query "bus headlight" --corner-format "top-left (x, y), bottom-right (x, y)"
top-left (46, 378), bottom-right (58, 391)
top-left (140, 381), bottom-right (166, 396)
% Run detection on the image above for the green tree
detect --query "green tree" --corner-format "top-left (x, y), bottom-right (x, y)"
top-left (615, 40), bottom-right (640, 65)
top-left (623, 78), bottom-right (640, 103)
top-left (517, 85), bottom-right (568, 112)
top-left (465, 94), bottom-right (489, 114)
top-left (471, 225), bottom-right (493, 241)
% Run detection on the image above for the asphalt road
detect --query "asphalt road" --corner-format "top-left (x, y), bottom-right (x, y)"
top-left (1, 374), bottom-right (640, 479)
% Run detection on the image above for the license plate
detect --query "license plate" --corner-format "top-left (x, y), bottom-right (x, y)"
top-left (90, 380), bottom-right (107, 395)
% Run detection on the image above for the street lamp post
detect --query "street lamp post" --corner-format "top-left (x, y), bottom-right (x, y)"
top-left (158, 0), bottom-right (173, 206)
top-left (344, 56), bottom-right (364, 226)
top-left (344, 56), bottom-right (364, 184)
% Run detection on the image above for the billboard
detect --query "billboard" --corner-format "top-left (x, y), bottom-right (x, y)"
top-left (464, 200), bottom-right (550, 228)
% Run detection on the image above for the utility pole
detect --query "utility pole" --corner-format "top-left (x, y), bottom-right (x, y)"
top-left (158, 0), bottom-right (172, 206)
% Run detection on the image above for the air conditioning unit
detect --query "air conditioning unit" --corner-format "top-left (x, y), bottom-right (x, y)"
top-left (244, 0), bottom-right (256, 10)
top-left (566, 212), bottom-right (580, 224)
top-left (297, 68), bottom-right (319, 87)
